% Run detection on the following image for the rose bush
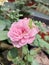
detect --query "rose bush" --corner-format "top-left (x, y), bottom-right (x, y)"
top-left (8, 18), bottom-right (39, 48)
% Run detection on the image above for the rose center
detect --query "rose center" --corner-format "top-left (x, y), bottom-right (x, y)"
top-left (21, 28), bottom-right (27, 34)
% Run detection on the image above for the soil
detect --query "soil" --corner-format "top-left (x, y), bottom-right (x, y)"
top-left (36, 51), bottom-right (49, 65)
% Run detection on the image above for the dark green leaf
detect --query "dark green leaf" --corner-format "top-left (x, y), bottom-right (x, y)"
top-left (7, 48), bottom-right (18, 61)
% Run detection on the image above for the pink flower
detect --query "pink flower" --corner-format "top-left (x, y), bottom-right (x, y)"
top-left (8, 18), bottom-right (39, 48)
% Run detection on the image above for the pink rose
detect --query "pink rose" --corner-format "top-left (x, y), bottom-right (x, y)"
top-left (8, 18), bottom-right (39, 48)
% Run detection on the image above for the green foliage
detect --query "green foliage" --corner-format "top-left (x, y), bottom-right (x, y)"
top-left (0, 2), bottom-right (23, 22)
top-left (38, 39), bottom-right (49, 54)
top-left (1, 2), bottom-right (15, 11)
top-left (22, 45), bottom-right (29, 55)
top-left (44, 36), bottom-right (49, 41)
top-left (0, 1), bottom-right (24, 41)
top-left (12, 57), bottom-right (19, 64)
top-left (29, 19), bottom-right (33, 29)
top-left (34, 34), bottom-right (49, 54)
top-left (24, 48), bottom-right (40, 63)
top-left (12, 57), bottom-right (25, 65)
top-left (0, 20), bottom-right (6, 31)
top-left (30, 48), bottom-right (40, 56)
top-left (24, 54), bottom-right (33, 63)
top-left (27, 54), bottom-right (33, 62)
top-left (34, 21), bottom-right (46, 32)
top-left (15, 0), bottom-right (27, 5)
top-left (0, 31), bottom-right (8, 41)
top-left (7, 48), bottom-right (18, 61)
top-left (7, 9), bottom-right (23, 21)
top-left (0, 19), bottom-right (12, 41)
top-left (34, 0), bottom-right (49, 5)
top-left (5, 20), bottom-right (11, 29)
top-left (12, 57), bottom-right (21, 64)
top-left (31, 59), bottom-right (39, 65)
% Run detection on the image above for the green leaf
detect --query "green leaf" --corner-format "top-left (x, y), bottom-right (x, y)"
top-left (35, 0), bottom-right (49, 5)
top-left (30, 48), bottom-right (40, 56)
top-left (33, 34), bottom-right (41, 46)
top-left (31, 59), bottom-right (40, 65)
top-left (0, 20), bottom-right (6, 30)
top-left (7, 38), bottom-right (12, 44)
top-left (13, 57), bottom-right (25, 65)
top-left (27, 54), bottom-right (33, 62)
top-left (34, 36), bottom-right (49, 54)
top-left (33, 39), bottom-right (39, 46)
top-left (12, 57), bottom-right (20, 64)
top-left (5, 20), bottom-right (11, 29)
top-left (29, 19), bottom-right (33, 29)
top-left (20, 61), bottom-right (25, 65)
top-left (34, 21), bottom-right (46, 32)
top-left (28, 55), bottom-right (33, 62)
top-left (18, 60), bottom-right (25, 65)
top-left (44, 36), bottom-right (49, 41)
top-left (38, 39), bottom-right (49, 54)
top-left (0, 31), bottom-right (8, 41)
top-left (36, 34), bottom-right (41, 39)
top-left (7, 48), bottom-right (18, 61)
top-left (22, 46), bottom-right (29, 55)
top-left (38, 39), bottom-right (49, 49)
